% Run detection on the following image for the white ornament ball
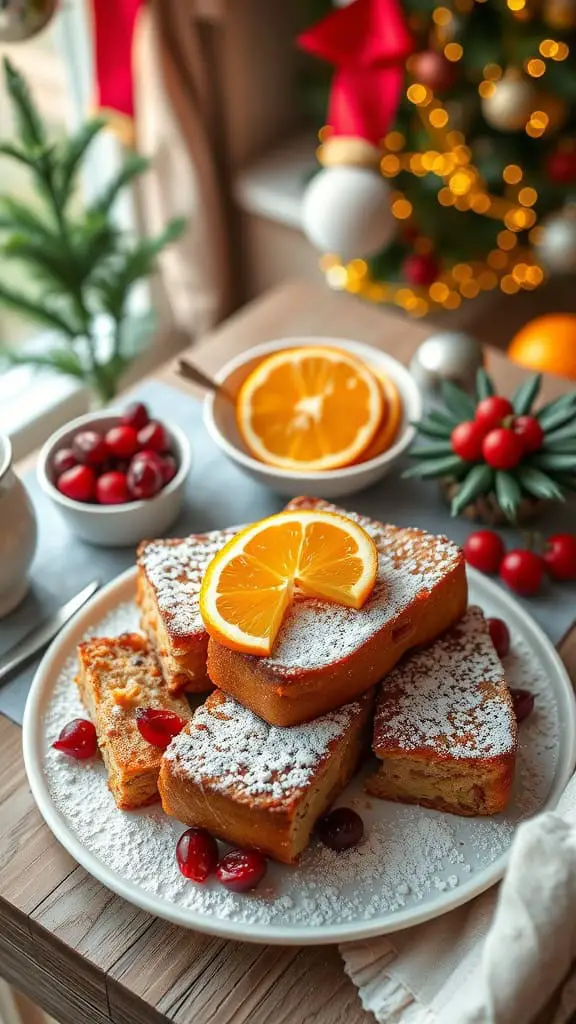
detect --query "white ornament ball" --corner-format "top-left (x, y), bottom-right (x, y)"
top-left (481, 72), bottom-right (536, 132)
top-left (536, 206), bottom-right (576, 273)
top-left (302, 165), bottom-right (395, 258)
top-left (410, 331), bottom-right (483, 395)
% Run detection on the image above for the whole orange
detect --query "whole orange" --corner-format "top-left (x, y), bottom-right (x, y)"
top-left (508, 314), bottom-right (576, 381)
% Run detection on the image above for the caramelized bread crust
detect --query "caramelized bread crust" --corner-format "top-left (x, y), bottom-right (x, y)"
top-left (365, 606), bottom-right (518, 816)
top-left (158, 689), bottom-right (373, 863)
top-left (76, 632), bottom-right (192, 809)
top-left (207, 497), bottom-right (467, 726)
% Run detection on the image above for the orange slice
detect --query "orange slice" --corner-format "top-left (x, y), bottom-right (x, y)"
top-left (236, 346), bottom-right (384, 472)
top-left (199, 510), bottom-right (378, 656)
top-left (356, 374), bottom-right (403, 463)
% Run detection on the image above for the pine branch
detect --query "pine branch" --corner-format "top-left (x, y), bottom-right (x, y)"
top-left (57, 117), bottom-right (107, 204)
top-left (3, 57), bottom-right (45, 151)
top-left (91, 154), bottom-right (149, 216)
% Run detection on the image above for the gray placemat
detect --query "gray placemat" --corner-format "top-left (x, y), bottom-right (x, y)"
top-left (1, 379), bottom-right (575, 725)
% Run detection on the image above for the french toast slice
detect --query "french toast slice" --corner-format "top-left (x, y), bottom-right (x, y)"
top-left (206, 497), bottom-right (468, 726)
top-left (365, 606), bottom-right (518, 816)
top-left (76, 633), bottom-right (193, 809)
top-left (158, 688), bottom-right (373, 864)
top-left (137, 528), bottom-right (238, 694)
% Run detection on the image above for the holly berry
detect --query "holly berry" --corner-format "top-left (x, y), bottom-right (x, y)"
top-left (137, 420), bottom-right (168, 453)
top-left (402, 252), bottom-right (440, 287)
top-left (105, 424), bottom-right (139, 459)
top-left (317, 807), bottom-right (364, 851)
top-left (176, 827), bottom-right (219, 882)
top-left (543, 534), bottom-right (576, 582)
top-left (410, 49), bottom-right (456, 92)
top-left (463, 530), bottom-right (505, 574)
top-left (122, 401), bottom-right (150, 432)
top-left (216, 849), bottom-right (267, 892)
top-left (72, 430), bottom-right (109, 467)
top-left (96, 471), bottom-right (129, 505)
top-left (500, 550), bottom-right (544, 596)
top-left (451, 421), bottom-right (485, 462)
top-left (127, 453), bottom-right (164, 500)
top-left (487, 617), bottom-right (510, 658)
top-left (509, 687), bottom-right (535, 724)
top-left (512, 416), bottom-right (544, 454)
top-left (57, 465), bottom-right (97, 503)
top-left (53, 718), bottom-right (98, 759)
top-left (53, 447), bottom-right (77, 477)
top-left (482, 428), bottom-right (523, 470)
top-left (135, 707), bottom-right (186, 749)
top-left (474, 396), bottom-right (514, 432)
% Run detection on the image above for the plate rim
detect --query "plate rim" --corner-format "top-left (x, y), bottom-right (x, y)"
top-left (22, 563), bottom-right (576, 946)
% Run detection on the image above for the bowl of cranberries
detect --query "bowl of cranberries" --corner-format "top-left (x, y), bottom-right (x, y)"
top-left (38, 402), bottom-right (191, 547)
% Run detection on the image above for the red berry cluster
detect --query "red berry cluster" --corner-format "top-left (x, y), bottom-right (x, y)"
top-left (464, 530), bottom-right (576, 596)
top-left (53, 402), bottom-right (178, 505)
top-left (451, 396), bottom-right (544, 469)
top-left (176, 829), bottom-right (268, 892)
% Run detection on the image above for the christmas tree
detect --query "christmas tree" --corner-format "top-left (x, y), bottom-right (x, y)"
top-left (298, 0), bottom-right (576, 317)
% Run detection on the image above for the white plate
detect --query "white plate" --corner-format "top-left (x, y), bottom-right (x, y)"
top-left (23, 565), bottom-right (576, 946)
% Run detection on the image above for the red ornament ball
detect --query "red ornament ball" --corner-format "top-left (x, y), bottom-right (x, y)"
top-left (463, 530), bottom-right (505, 574)
top-left (482, 427), bottom-right (523, 470)
top-left (500, 550), bottom-right (544, 596)
top-left (411, 50), bottom-right (456, 92)
top-left (545, 148), bottom-right (576, 185)
top-left (543, 534), bottom-right (576, 582)
top-left (474, 395), bottom-right (514, 432)
top-left (451, 420), bottom-right (485, 461)
top-left (512, 415), bottom-right (544, 453)
top-left (402, 252), bottom-right (440, 287)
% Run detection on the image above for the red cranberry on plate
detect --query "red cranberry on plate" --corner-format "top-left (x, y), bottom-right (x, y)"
top-left (122, 401), bottom-right (150, 432)
top-left (509, 687), bottom-right (535, 724)
top-left (216, 849), bottom-right (267, 892)
top-left (137, 420), bottom-right (169, 454)
top-left (96, 471), bottom-right (129, 505)
top-left (487, 617), bottom-right (510, 658)
top-left (53, 719), bottom-right (98, 759)
top-left (127, 453), bottom-right (164, 500)
top-left (53, 447), bottom-right (77, 478)
top-left (72, 430), bottom-right (109, 467)
top-left (463, 530), bottom-right (505, 575)
top-left (317, 807), bottom-right (364, 851)
top-left (105, 424), bottom-right (139, 459)
top-left (135, 707), bottom-right (186, 748)
top-left (474, 395), bottom-right (514, 432)
top-left (57, 465), bottom-right (97, 503)
top-left (176, 828), bottom-right (219, 882)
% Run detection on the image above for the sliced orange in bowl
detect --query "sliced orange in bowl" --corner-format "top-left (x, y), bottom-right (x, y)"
top-left (199, 510), bottom-right (378, 656)
top-left (355, 373), bottom-right (403, 463)
top-left (236, 346), bottom-right (384, 472)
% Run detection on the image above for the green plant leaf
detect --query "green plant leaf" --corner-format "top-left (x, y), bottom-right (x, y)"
top-left (428, 408), bottom-right (459, 429)
top-left (495, 471), bottom-right (521, 523)
top-left (476, 368), bottom-right (495, 400)
top-left (515, 465), bottom-right (565, 501)
top-left (0, 282), bottom-right (77, 336)
top-left (0, 198), bottom-right (54, 240)
top-left (529, 452), bottom-right (576, 472)
top-left (544, 423), bottom-right (576, 445)
top-left (451, 464), bottom-right (493, 517)
top-left (409, 442), bottom-right (454, 458)
top-left (541, 438), bottom-right (576, 455)
top-left (512, 374), bottom-right (541, 416)
top-left (537, 395), bottom-right (576, 432)
top-left (1, 233), bottom-right (80, 291)
top-left (3, 57), bottom-right (45, 151)
top-left (402, 454), bottom-right (465, 479)
top-left (91, 153), bottom-right (149, 216)
top-left (0, 141), bottom-right (36, 168)
top-left (441, 379), bottom-right (476, 420)
top-left (412, 418), bottom-right (452, 439)
top-left (57, 117), bottom-right (107, 202)
top-left (1, 347), bottom-right (87, 381)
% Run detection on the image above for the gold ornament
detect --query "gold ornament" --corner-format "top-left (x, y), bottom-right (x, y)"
top-left (481, 69), bottom-right (537, 131)
top-left (0, 0), bottom-right (57, 42)
top-left (544, 0), bottom-right (576, 29)
top-left (319, 136), bottom-right (381, 170)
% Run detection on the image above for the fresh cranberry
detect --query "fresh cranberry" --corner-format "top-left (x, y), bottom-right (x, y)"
top-left (96, 471), bottom-right (129, 505)
top-left (127, 454), bottom-right (164, 500)
top-left (160, 453), bottom-right (178, 484)
top-left (176, 827), bottom-right (219, 882)
top-left (500, 550), bottom-right (544, 596)
top-left (509, 687), bottom-right (535, 724)
top-left (137, 420), bottom-right (168, 453)
top-left (53, 718), bottom-right (98, 759)
top-left (482, 428), bottom-right (523, 470)
top-left (543, 534), bottom-right (576, 582)
top-left (487, 617), bottom-right (510, 658)
top-left (121, 401), bottom-right (150, 432)
top-left (105, 424), bottom-right (139, 459)
top-left (53, 447), bottom-right (77, 477)
top-left (451, 421), bottom-right (485, 462)
top-left (215, 849), bottom-right (267, 892)
top-left (72, 430), bottom-right (109, 467)
top-left (512, 415), bottom-right (544, 454)
top-left (135, 707), bottom-right (186, 748)
top-left (317, 807), bottom-right (364, 851)
top-left (463, 530), bottom-right (505, 575)
top-left (56, 465), bottom-right (97, 503)
top-left (474, 395), bottom-right (514, 432)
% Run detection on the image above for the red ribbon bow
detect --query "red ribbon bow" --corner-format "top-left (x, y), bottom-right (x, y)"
top-left (298, 0), bottom-right (414, 145)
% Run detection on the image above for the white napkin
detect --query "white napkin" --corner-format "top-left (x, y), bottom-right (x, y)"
top-left (340, 774), bottom-right (576, 1024)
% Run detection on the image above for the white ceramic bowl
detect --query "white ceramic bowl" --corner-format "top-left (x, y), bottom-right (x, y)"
top-left (203, 337), bottom-right (423, 499)
top-left (38, 411), bottom-right (191, 548)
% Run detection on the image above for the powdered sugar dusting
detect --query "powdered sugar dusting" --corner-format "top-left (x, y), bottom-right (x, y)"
top-left (374, 606), bottom-right (516, 760)
top-left (39, 593), bottom-right (561, 933)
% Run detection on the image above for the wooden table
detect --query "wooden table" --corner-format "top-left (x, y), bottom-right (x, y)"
top-left (2, 280), bottom-right (575, 1024)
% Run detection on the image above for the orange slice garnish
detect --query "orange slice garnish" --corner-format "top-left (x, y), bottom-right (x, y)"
top-left (199, 510), bottom-right (378, 656)
top-left (236, 346), bottom-right (384, 472)
top-left (356, 374), bottom-right (403, 463)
